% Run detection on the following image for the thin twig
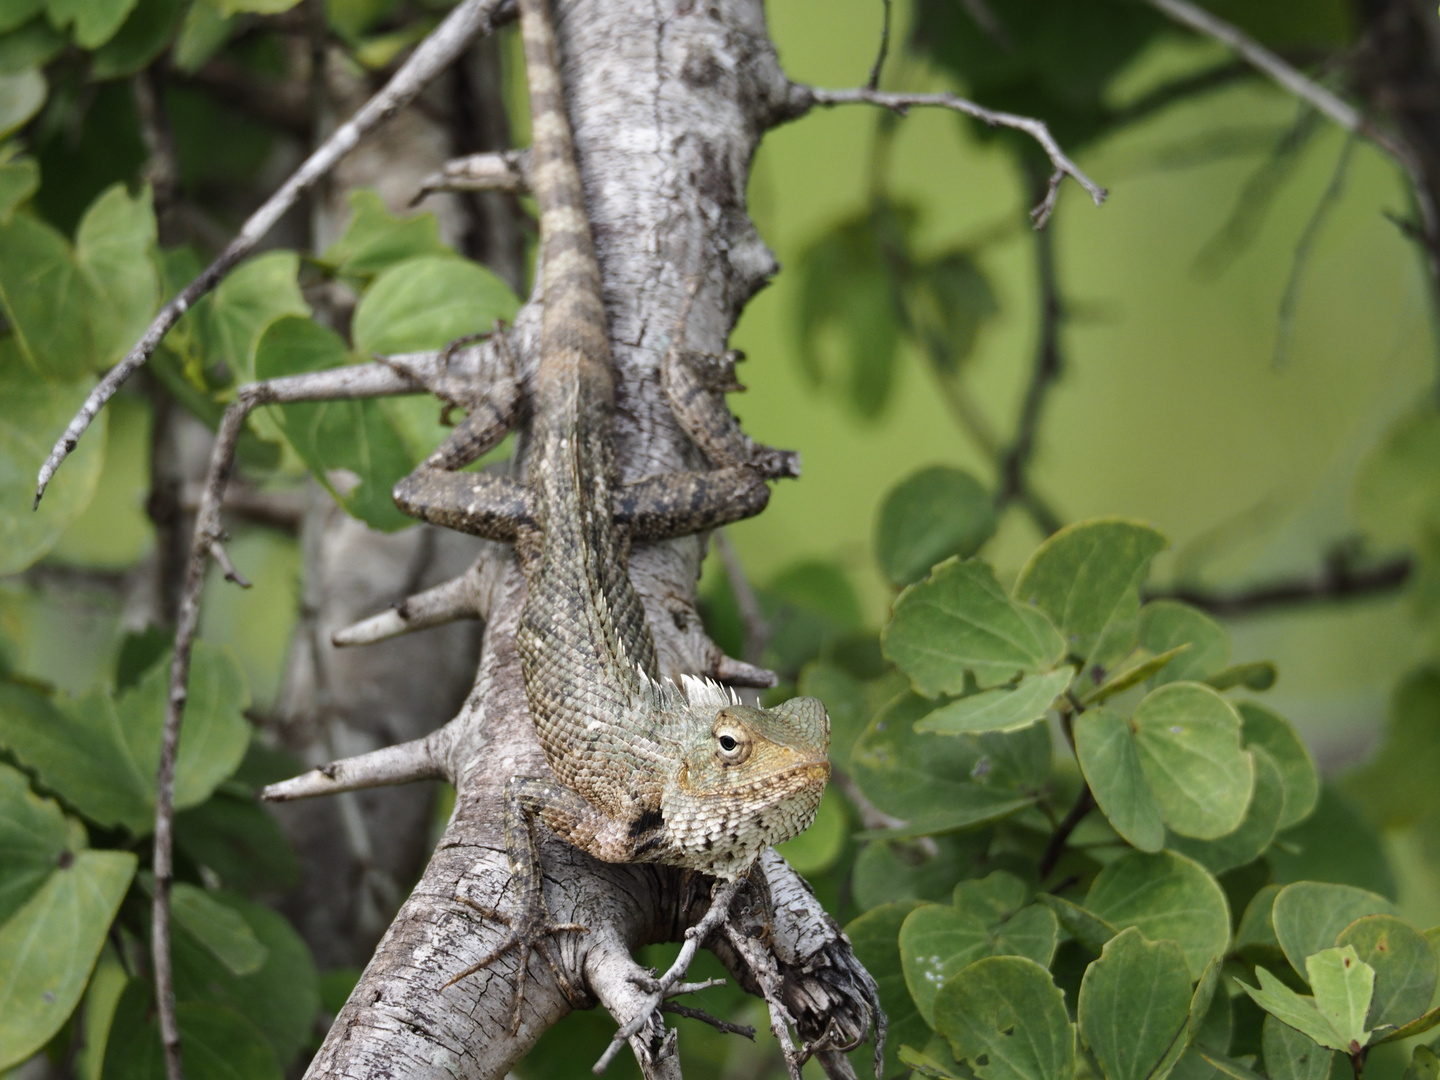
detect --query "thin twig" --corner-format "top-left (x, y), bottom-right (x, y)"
top-left (712, 531), bottom-right (770, 666)
top-left (1274, 133), bottom-right (1356, 368)
top-left (804, 86), bottom-right (1106, 227)
top-left (147, 356), bottom-right (454, 1080)
top-left (1037, 787), bottom-right (1095, 881)
top-left (594, 877), bottom-right (744, 1074)
top-left (996, 188), bottom-right (1065, 537)
top-left (33, 0), bottom-right (516, 509)
top-left (660, 1002), bottom-right (757, 1039)
top-left (1155, 556), bottom-right (1412, 617)
top-left (412, 148), bottom-right (533, 203)
top-left (865, 0), bottom-right (891, 91)
top-left (1137, 0), bottom-right (1437, 251)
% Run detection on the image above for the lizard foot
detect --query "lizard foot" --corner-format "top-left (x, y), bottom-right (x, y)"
top-left (445, 891), bottom-right (589, 1034)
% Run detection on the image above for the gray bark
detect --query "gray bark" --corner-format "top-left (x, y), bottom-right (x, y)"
top-left (289, 1), bottom-right (876, 1078)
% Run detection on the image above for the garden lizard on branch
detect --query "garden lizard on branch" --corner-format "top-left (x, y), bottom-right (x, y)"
top-left (390, 0), bottom-right (831, 1034)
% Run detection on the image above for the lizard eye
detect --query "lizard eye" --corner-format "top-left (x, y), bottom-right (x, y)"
top-left (714, 726), bottom-right (751, 764)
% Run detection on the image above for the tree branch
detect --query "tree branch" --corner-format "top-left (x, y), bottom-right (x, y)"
top-left (33, 0), bottom-right (517, 508)
top-left (1155, 556), bottom-right (1412, 617)
top-left (996, 190), bottom-right (1065, 537)
top-left (798, 86), bottom-right (1107, 227)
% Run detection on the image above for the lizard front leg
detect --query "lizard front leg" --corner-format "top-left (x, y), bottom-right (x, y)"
top-left (446, 777), bottom-right (595, 1034)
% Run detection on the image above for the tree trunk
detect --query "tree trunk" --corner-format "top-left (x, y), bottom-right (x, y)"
top-left (291, 2), bottom-right (875, 1078)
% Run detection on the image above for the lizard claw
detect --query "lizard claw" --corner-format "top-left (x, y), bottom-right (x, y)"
top-left (447, 891), bottom-right (589, 1034)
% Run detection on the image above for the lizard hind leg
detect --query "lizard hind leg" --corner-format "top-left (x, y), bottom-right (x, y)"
top-left (446, 777), bottom-right (592, 1034)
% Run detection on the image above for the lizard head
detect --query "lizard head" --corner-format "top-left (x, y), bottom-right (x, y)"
top-left (661, 685), bottom-right (831, 879)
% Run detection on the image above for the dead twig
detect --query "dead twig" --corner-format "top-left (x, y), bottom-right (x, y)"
top-left (802, 86), bottom-right (1106, 227)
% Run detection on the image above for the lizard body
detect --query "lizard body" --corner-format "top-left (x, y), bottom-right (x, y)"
top-left (392, 0), bottom-right (830, 1029)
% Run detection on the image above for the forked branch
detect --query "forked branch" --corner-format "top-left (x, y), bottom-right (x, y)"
top-left (799, 85), bottom-right (1107, 227)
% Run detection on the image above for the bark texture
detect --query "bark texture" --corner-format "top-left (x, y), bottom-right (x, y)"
top-left (295, 2), bottom-right (871, 1078)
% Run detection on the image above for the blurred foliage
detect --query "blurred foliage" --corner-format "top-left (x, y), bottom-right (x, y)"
top-left (0, 1), bottom-right (1439, 1080)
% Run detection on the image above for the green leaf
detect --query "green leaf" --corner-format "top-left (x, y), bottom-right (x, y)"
top-left (1083, 646), bottom-right (1191, 706)
top-left (199, 251), bottom-right (308, 380)
top-left (350, 253), bottom-right (518, 357)
top-left (851, 693), bottom-right (1037, 837)
top-left (1306, 946), bottom-right (1375, 1050)
top-left (1272, 882), bottom-right (1398, 983)
top-left (1375, 1006), bottom-right (1440, 1045)
top-left (1345, 668), bottom-right (1440, 833)
top-left (1238, 703), bottom-right (1317, 831)
top-left (904, 250), bottom-right (998, 376)
top-left (933, 956), bottom-right (1076, 1080)
top-left (900, 872), bottom-right (1058, 1026)
top-left (90, 0), bottom-right (181, 77)
top-left (846, 902), bottom-right (928, 1080)
top-left (1078, 928), bottom-right (1192, 1080)
top-left (1132, 682), bottom-right (1253, 840)
top-left (1353, 406), bottom-right (1440, 546)
top-left (171, 893), bottom-right (318, 1064)
top-left (175, 794), bottom-right (300, 894)
top-left (1084, 851), bottom-right (1230, 980)
top-left (1166, 745), bottom-right (1284, 875)
top-left (796, 661), bottom-right (869, 764)
top-left (0, 19), bottom-right (66, 75)
top-left (883, 558), bottom-right (1066, 695)
top-left (1236, 885), bottom-right (1283, 955)
top-left (1036, 893), bottom-right (1117, 956)
top-left (45, 0), bottom-right (135, 46)
top-left (0, 67), bottom-right (41, 137)
top-left (172, 0), bottom-right (233, 72)
top-left (75, 183), bottom-right (159, 367)
top-left (794, 210), bottom-right (905, 420)
top-left (1269, 786), bottom-right (1397, 898)
top-left (102, 982), bottom-right (282, 1080)
top-left (1074, 705), bottom-right (1165, 852)
top-left (320, 188), bottom-right (451, 282)
top-left (775, 787), bottom-right (846, 874)
top-left (1262, 1014), bottom-right (1332, 1080)
top-left (1013, 518), bottom-right (1168, 680)
top-left (171, 882), bottom-right (267, 976)
top-left (0, 849), bottom-right (136, 1070)
top-left (213, 0), bottom-right (299, 12)
top-left (915, 668), bottom-right (1072, 736)
top-left (1206, 662), bottom-right (1276, 693)
top-left (1237, 966), bottom-right (1348, 1052)
top-left (1138, 601), bottom-right (1229, 686)
top-left (0, 156), bottom-right (37, 219)
top-left (0, 0), bottom-right (42, 34)
top-left (1189, 959), bottom-right (1222, 1047)
top-left (1335, 915), bottom-right (1437, 1033)
top-left (0, 210), bottom-right (94, 377)
top-left (1405, 1046), bottom-right (1440, 1080)
top-left (255, 316), bottom-right (418, 531)
top-left (1173, 1047), bottom-right (1266, 1080)
top-left (0, 345), bottom-right (107, 574)
top-left (876, 466), bottom-right (997, 587)
top-left (0, 761), bottom-right (80, 925)
top-left (0, 643), bottom-right (251, 834)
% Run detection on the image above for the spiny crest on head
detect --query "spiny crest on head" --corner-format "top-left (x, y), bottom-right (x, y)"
top-left (632, 663), bottom-right (737, 712)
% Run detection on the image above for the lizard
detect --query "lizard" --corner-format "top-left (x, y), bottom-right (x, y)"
top-left (386, 0), bottom-right (832, 1033)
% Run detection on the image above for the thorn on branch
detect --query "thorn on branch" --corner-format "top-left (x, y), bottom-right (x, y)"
top-left (206, 537), bottom-right (252, 588)
top-left (802, 85), bottom-right (1107, 228)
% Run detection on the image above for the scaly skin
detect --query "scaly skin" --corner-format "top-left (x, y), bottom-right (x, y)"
top-left (424, 0), bottom-right (831, 1032)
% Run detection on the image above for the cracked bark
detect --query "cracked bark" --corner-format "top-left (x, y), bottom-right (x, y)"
top-left (290, 2), bottom-right (875, 1077)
